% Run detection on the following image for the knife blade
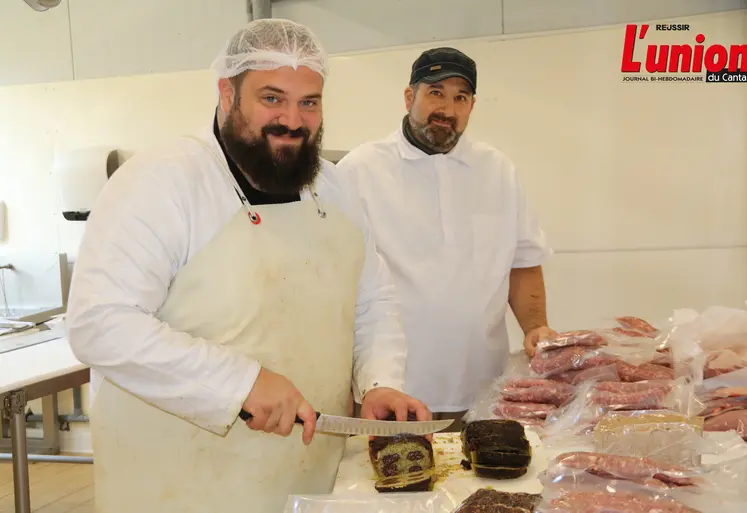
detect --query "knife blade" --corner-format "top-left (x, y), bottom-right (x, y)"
top-left (238, 409), bottom-right (453, 436)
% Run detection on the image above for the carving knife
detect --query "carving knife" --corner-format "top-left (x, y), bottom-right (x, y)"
top-left (238, 409), bottom-right (453, 436)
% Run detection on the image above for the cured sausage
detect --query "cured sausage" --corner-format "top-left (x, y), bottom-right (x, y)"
top-left (590, 385), bottom-right (670, 410)
top-left (501, 379), bottom-right (575, 406)
top-left (494, 400), bottom-right (553, 419)
top-left (546, 491), bottom-right (699, 513)
top-left (698, 395), bottom-right (747, 418)
top-left (552, 451), bottom-right (694, 486)
top-left (593, 380), bottom-right (670, 393)
top-left (616, 361), bottom-right (674, 382)
top-left (554, 365), bottom-right (620, 385)
top-left (530, 347), bottom-right (617, 377)
top-left (530, 346), bottom-right (590, 375)
top-left (704, 410), bottom-right (747, 438)
top-left (535, 330), bottom-right (606, 353)
top-left (615, 316), bottom-right (658, 334)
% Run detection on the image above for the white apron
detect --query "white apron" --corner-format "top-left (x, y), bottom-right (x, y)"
top-left (89, 136), bottom-right (366, 513)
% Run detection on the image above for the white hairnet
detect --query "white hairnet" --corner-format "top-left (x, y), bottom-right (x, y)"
top-left (211, 18), bottom-right (328, 81)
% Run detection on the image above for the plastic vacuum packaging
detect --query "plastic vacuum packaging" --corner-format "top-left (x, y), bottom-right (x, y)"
top-left (530, 337), bottom-right (668, 380)
top-left (452, 488), bottom-right (542, 513)
top-left (592, 410), bottom-right (705, 467)
top-left (462, 360), bottom-right (567, 429)
top-left (541, 377), bottom-right (699, 445)
top-left (543, 451), bottom-right (700, 488)
top-left (698, 388), bottom-right (747, 438)
top-left (536, 447), bottom-right (747, 513)
top-left (534, 477), bottom-right (701, 513)
top-left (283, 491), bottom-right (457, 513)
top-left (553, 364), bottom-right (620, 385)
top-left (664, 305), bottom-right (747, 385)
top-left (534, 316), bottom-right (660, 355)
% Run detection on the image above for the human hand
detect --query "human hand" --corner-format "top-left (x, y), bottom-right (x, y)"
top-left (524, 326), bottom-right (557, 357)
top-left (361, 387), bottom-right (433, 441)
top-left (361, 387), bottom-right (432, 422)
top-left (241, 367), bottom-right (317, 445)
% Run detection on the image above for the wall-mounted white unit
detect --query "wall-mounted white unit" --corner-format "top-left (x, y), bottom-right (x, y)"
top-left (52, 147), bottom-right (121, 221)
top-left (22, 0), bottom-right (62, 12)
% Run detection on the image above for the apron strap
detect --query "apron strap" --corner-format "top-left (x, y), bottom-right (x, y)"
top-left (181, 134), bottom-right (327, 222)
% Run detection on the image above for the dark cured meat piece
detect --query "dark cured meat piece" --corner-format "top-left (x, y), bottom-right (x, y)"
top-left (455, 488), bottom-right (541, 513)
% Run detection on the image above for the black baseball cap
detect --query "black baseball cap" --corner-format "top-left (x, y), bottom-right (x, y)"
top-left (409, 47), bottom-right (477, 93)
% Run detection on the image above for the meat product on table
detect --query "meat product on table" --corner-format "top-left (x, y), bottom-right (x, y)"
top-left (494, 400), bottom-right (554, 419)
top-left (590, 385), bottom-right (671, 410)
top-left (368, 430), bottom-right (434, 493)
top-left (698, 395), bottom-right (747, 418)
top-left (709, 387), bottom-right (747, 398)
top-left (610, 326), bottom-right (655, 338)
top-left (593, 380), bottom-right (670, 393)
top-left (530, 346), bottom-right (618, 377)
top-left (541, 490), bottom-right (699, 513)
top-left (615, 316), bottom-right (658, 334)
top-left (703, 349), bottom-right (747, 378)
top-left (461, 420), bottom-right (532, 479)
top-left (500, 378), bottom-right (575, 406)
top-left (555, 364), bottom-right (620, 385)
top-left (530, 346), bottom-right (591, 376)
top-left (535, 330), bottom-right (607, 354)
top-left (703, 409), bottom-right (747, 438)
top-left (616, 361), bottom-right (674, 382)
top-left (454, 488), bottom-right (542, 513)
top-left (550, 451), bottom-right (695, 487)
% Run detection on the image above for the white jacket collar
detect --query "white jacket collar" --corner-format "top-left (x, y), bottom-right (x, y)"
top-left (395, 124), bottom-right (471, 165)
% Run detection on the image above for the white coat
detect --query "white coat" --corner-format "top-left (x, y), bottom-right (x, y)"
top-left (65, 125), bottom-right (408, 512)
top-left (336, 126), bottom-right (553, 413)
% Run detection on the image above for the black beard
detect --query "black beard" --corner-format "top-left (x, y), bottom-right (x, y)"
top-left (220, 108), bottom-right (322, 195)
top-left (409, 112), bottom-right (461, 153)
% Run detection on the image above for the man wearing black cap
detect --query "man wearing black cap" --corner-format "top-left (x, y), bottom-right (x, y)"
top-left (336, 47), bottom-right (554, 430)
top-left (404, 47), bottom-right (478, 153)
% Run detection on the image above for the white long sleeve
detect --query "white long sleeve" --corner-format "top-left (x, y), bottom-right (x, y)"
top-left (351, 217), bottom-right (408, 401)
top-left (316, 165), bottom-right (408, 402)
top-left (66, 149), bottom-right (260, 436)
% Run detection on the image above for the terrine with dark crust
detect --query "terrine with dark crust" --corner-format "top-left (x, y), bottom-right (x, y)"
top-left (368, 433), bottom-right (435, 492)
top-left (461, 419), bottom-right (532, 479)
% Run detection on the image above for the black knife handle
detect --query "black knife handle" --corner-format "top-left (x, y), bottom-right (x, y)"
top-left (239, 409), bottom-right (321, 424)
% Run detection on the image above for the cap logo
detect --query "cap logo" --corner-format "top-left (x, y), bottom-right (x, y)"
top-left (429, 65), bottom-right (442, 70)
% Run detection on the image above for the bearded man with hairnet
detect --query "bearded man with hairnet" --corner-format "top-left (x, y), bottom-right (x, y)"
top-left (66, 19), bottom-right (429, 513)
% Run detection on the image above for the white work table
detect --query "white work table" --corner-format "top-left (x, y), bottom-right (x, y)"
top-left (331, 427), bottom-right (747, 511)
top-left (0, 334), bottom-right (90, 513)
top-left (333, 428), bottom-right (553, 508)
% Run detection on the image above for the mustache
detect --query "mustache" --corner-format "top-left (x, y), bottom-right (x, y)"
top-left (428, 113), bottom-right (457, 129)
top-left (262, 124), bottom-right (310, 139)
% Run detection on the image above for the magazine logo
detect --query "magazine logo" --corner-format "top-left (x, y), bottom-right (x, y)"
top-left (620, 24), bottom-right (747, 83)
